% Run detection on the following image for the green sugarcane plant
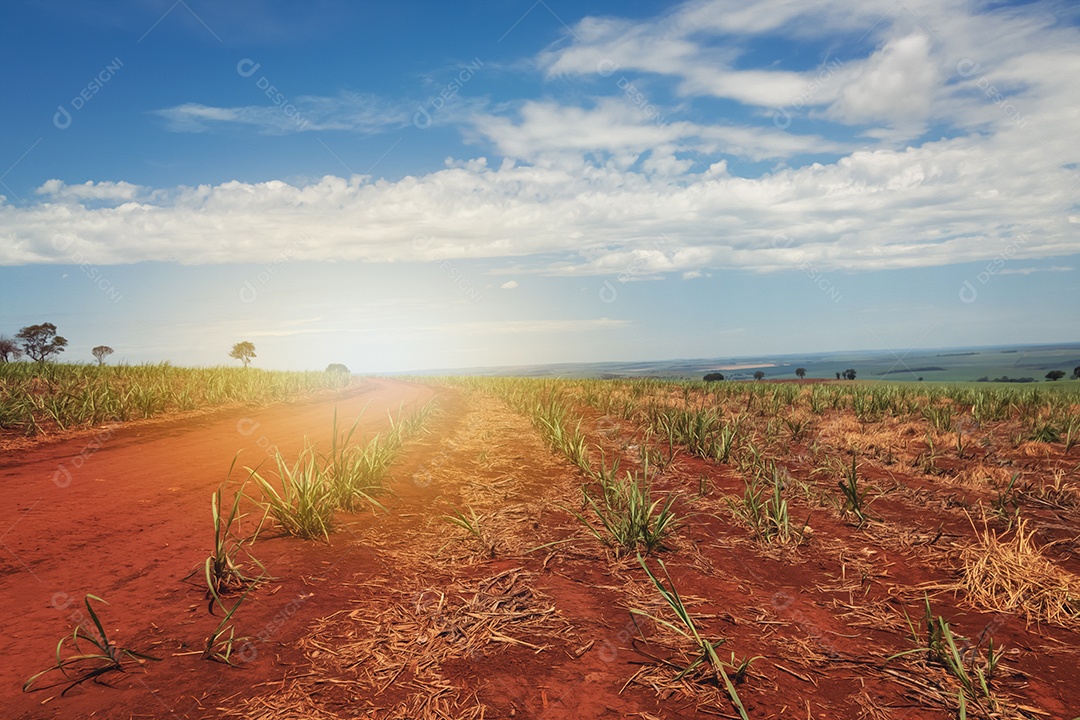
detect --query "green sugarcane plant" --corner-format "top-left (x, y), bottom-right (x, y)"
top-left (249, 447), bottom-right (336, 542)
top-left (192, 454), bottom-right (270, 613)
top-left (23, 595), bottom-right (160, 694)
top-left (632, 556), bottom-right (756, 720)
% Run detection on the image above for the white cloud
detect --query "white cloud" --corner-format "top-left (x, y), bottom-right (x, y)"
top-left (674, 0), bottom-right (894, 36)
top-left (542, 15), bottom-right (710, 80)
top-left (442, 319), bottom-right (629, 335)
top-left (500, 280), bottom-right (519, 289)
top-left (680, 69), bottom-right (821, 109)
top-left (539, 0), bottom-right (894, 88)
top-left (538, 0), bottom-right (893, 102)
top-left (3, 0), bottom-right (1078, 281)
top-left (154, 92), bottom-right (414, 135)
top-left (996, 266), bottom-right (1074, 276)
top-left (538, 0), bottom-right (1079, 147)
top-left (470, 98), bottom-right (848, 165)
top-left (154, 104), bottom-right (243, 132)
top-left (35, 179), bottom-right (146, 202)
top-left (4, 123), bottom-right (1076, 274)
top-left (826, 34), bottom-right (940, 132)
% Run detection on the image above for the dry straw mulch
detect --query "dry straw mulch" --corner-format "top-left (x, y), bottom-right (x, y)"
top-left (960, 518), bottom-right (1080, 628)
top-left (223, 567), bottom-right (570, 720)
top-left (223, 391), bottom-right (582, 719)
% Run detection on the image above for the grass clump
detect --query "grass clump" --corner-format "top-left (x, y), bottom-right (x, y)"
top-left (23, 595), bottom-right (159, 694)
top-left (836, 454), bottom-right (872, 527)
top-left (0, 362), bottom-right (352, 435)
top-left (249, 401), bottom-right (438, 541)
top-left (326, 437), bottom-right (392, 512)
top-left (632, 555), bottom-right (757, 720)
top-left (989, 473), bottom-right (1022, 529)
top-left (322, 407), bottom-right (393, 513)
top-left (729, 465), bottom-right (809, 547)
top-left (888, 595), bottom-right (1008, 717)
top-left (649, 407), bottom-right (738, 463)
top-left (250, 448), bottom-right (336, 542)
top-left (534, 397), bottom-right (592, 474)
top-left (445, 505), bottom-right (498, 557)
top-left (203, 589), bottom-right (253, 665)
top-left (190, 454), bottom-right (269, 610)
top-left (571, 457), bottom-right (677, 556)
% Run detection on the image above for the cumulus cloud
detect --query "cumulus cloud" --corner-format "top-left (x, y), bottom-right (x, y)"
top-left (471, 99), bottom-right (849, 165)
top-left (3, 0), bottom-right (1078, 280)
top-left (500, 280), bottom-right (519, 289)
top-left (35, 179), bottom-right (146, 202)
top-left (4, 124), bottom-right (1076, 273)
top-left (537, 0), bottom-right (1076, 145)
top-left (826, 34), bottom-right (940, 133)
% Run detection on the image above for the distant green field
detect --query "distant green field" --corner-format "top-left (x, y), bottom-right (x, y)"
top-left (399, 342), bottom-right (1080, 384)
top-left (773, 345), bottom-right (1080, 384)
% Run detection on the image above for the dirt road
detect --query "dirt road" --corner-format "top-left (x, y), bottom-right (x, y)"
top-left (0, 378), bottom-right (436, 719)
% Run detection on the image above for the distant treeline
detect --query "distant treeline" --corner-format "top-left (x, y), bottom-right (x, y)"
top-left (975, 376), bottom-right (1037, 383)
top-left (881, 366), bottom-right (944, 374)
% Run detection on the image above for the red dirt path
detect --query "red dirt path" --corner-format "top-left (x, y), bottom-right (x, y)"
top-left (0, 378), bottom-right (435, 720)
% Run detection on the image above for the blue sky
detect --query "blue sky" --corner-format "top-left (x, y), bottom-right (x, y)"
top-left (1, 0), bottom-right (1077, 372)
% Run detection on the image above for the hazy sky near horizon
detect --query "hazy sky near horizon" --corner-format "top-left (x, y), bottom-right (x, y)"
top-left (0, 0), bottom-right (1077, 372)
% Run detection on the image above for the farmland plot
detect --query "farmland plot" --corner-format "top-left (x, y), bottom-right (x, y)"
top-left (3, 375), bottom-right (1079, 719)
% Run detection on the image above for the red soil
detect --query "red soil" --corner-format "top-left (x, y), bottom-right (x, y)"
top-left (3, 379), bottom-right (1078, 719)
top-left (0, 379), bottom-right (435, 719)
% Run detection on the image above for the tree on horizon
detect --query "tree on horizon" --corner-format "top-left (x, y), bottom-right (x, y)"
top-left (92, 345), bottom-right (114, 366)
top-left (795, 367), bottom-right (806, 379)
top-left (0, 335), bottom-right (22, 362)
top-left (16, 323), bottom-right (68, 363)
top-left (1046, 370), bottom-right (1066, 381)
top-left (753, 370), bottom-right (765, 381)
top-left (229, 341), bottom-right (256, 368)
